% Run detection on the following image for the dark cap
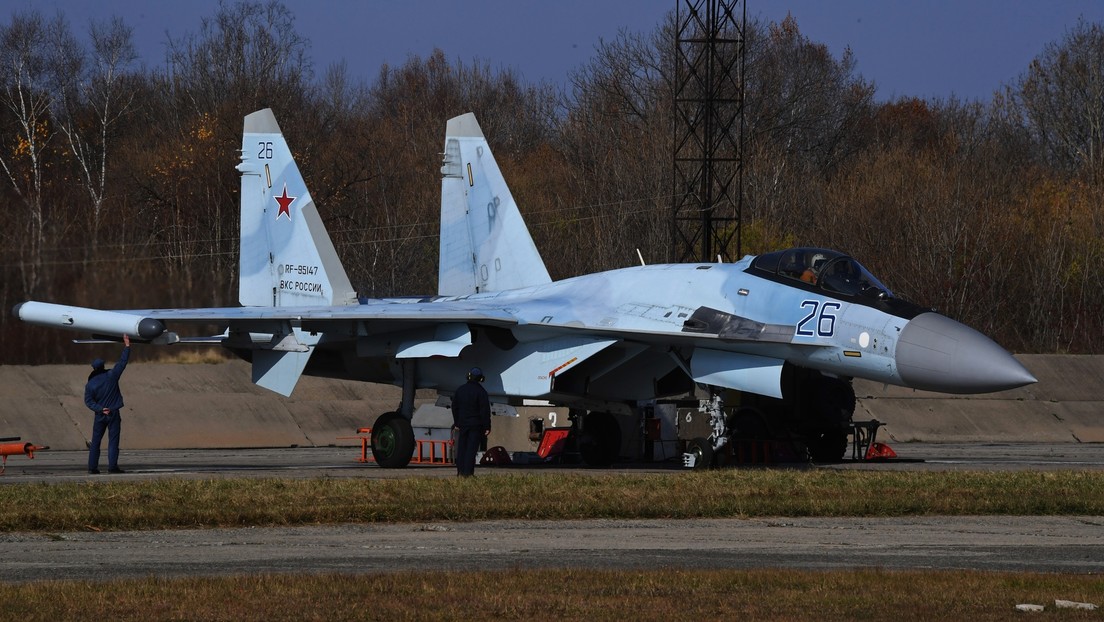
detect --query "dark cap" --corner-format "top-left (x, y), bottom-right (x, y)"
top-left (91, 358), bottom-right (105, 370)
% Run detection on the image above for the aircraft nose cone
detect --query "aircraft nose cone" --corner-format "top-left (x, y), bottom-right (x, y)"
top-left (896, 312), bottom-right (1036, 393)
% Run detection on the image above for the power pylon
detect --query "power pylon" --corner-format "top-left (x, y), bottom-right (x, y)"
top-left (672, 0), bottom-right (746, 263)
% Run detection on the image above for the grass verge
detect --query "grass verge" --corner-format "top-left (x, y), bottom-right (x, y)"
top-left (2, 568), bottom-right (1102, 621)
top-left (1, 470), bottom-right (1102, 531)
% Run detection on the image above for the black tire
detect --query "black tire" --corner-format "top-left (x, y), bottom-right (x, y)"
top-left (727, 406), bottom-right (770, 440)
top-left (579, 411), bottom-right (621, 467)
top-left (815, 376), bottom-right (856, 425)
top-left (805, 376), bottom-right (853, 462)
top-left (371, 412), bottom-right (415, 468)
top-left (686, 437), bottom-right (714, 470)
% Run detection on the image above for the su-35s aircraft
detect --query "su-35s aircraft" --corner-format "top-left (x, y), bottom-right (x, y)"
top-left (15, 108), bottom-right (1036, 467)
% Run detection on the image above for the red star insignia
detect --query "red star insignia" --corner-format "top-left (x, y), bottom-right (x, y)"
top-left (274, 184), bottom-right (295, 220)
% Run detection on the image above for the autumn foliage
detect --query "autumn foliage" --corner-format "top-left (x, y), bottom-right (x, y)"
top-left (1, 4), bottom-right (1102, 363)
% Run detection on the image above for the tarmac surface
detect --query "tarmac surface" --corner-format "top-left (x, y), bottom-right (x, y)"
top-left (0, 443), bottom-right (1102, 582)
top-left (3, 442), bottom-right (1104, 483)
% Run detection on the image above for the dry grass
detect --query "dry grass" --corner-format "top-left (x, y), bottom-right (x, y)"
top-left (3, 472), bottom-right (1101, 619)
top-left (0, 470), bottom-right (1102, 532)
top-left (149, 348), bottom-right (231, 364)
top-left (1, 568), bottom-right (1101, 621)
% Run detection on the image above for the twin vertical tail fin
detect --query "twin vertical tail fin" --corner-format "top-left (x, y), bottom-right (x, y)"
top-left (235, 110), bottom-right (548, 394)
top-left (438, 113), bottom-right (551, 296)
top-left (235, 109), bottom-right (357, 396)
top-left (237, 108), bottom-right (357, 308)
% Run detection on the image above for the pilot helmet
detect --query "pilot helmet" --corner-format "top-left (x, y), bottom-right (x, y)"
top-left (811, 253), bottom-right (827, 269)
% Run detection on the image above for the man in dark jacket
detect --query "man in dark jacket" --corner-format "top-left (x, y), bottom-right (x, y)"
top-left (84, 335), bottom-right (131, 474)
top-left (452, 366), bottom-right (491, 477)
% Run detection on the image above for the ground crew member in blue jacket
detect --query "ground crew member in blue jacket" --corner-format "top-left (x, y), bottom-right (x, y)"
top-left (84, 335), bottom-right (131, 474)
top-left (452, 367), bottom-right (491, 477)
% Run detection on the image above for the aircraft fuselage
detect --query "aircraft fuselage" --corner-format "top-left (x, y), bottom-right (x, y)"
top-left (316, 251), bottom-right (1032, 411)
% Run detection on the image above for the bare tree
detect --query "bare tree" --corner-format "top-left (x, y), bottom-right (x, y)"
top-left (743, 15), bottom-right (874, 240)
top-left (362, 50), bottom-right (558, 292)
top-left (52, 16), bottom-right (138, 254)
top-left (561, 19), bottom-right (676, 272)
top-left (0, 10), bottom-right (70, 296)
top-left (131, 1), bottom-right (314, 306)
top-left (164, 0), bottom-right (311, 119)
top-left (1015, 18), bottom-right (1104, 180)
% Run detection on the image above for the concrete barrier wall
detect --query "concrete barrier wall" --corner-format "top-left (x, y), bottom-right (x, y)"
top-left (0, 361), bottom-right (432, 451)
top-left (855, 354), bottom-right (1104, 444)
top-left (0, 355), bottom-right (1100, 451)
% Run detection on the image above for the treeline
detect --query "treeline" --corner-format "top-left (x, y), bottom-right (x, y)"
top-left (1, 3), bottom-right (1102, 364)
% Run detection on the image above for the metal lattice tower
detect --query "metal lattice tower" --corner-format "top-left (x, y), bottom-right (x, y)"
top-left (672, 0), bottom-right (746, 263)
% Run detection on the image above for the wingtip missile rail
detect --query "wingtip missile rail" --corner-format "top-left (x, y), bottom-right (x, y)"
top-left (12, 302), bottom-right (165, 340)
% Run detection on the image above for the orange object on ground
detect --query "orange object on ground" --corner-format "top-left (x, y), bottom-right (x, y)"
top-left (338, 427), bottom-right (454, 465)
top-left (411, 438), bottom-right (452, 464)
top-left (536, 428), bottom-right (571, 459)
top-left (0, 441), bottom-right (46, 457)
top-left (0, 441), bottom-right (48, 474)
top-left (335, 428), bottom-right (374, 463)
top-left (865, 442), bottom-right (897, 460)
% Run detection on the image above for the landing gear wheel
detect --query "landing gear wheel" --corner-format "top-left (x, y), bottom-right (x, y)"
top-left (686, 437), bottom-right (714, 470)
top-left (805, 375), bottom-right (854, 462)
top-left (725, 406), bottom-right (774, 464)
top-left (579, 412), bottom-right (621, 467)
top-left (371, 411), bottom-right (415, 468)
top-left (727, 406), bottom-right (770, 441)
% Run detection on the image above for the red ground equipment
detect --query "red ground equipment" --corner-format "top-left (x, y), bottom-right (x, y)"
top-left (536, 428), bottom-right (572, 460)
top-left (865, 442), bottom-right (897, 460)
top-left (0, 437), bottom-right (48, 474)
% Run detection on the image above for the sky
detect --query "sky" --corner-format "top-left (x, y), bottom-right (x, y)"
top-left (21, 0), bottom-right (1104, 102)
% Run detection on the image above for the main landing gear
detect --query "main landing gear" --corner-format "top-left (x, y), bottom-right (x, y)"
top-left (370, 411), bottom-right (416, 468)
top-left (680, 370), bottom-right (857, 467)
top-left (370, 360), bottom-right (417, 468)
top-left (576, 410), bottom-right (621, 467)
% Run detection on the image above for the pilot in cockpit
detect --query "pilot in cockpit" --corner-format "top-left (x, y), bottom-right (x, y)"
top-left (802, 253), bottom-right (826, 284)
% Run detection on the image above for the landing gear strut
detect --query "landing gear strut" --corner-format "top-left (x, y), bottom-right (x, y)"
top-left (680, 392), bottom-right (730, 469)
top-left (677, 371), bottom-right (856, 467)
top-left (371, 360), bottom-right (418, 468)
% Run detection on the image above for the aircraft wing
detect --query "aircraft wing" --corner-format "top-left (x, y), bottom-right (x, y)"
top-left (147, 304), bottom-right (520, 327)
top-left (16, 297), bottom-right (802, 400)
top-left (14, 300), bottom-right (522, 397)
top-left (15, 300), bottom-right (518, 337)
top-left (17, 299), bottom-right (801, 346)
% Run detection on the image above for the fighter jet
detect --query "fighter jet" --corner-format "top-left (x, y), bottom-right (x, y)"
top-left (14, 109), bottom-right (1036, 467)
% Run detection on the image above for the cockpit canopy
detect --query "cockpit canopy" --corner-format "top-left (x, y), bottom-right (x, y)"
top-left (750, 248), bottom-right (894, 299)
